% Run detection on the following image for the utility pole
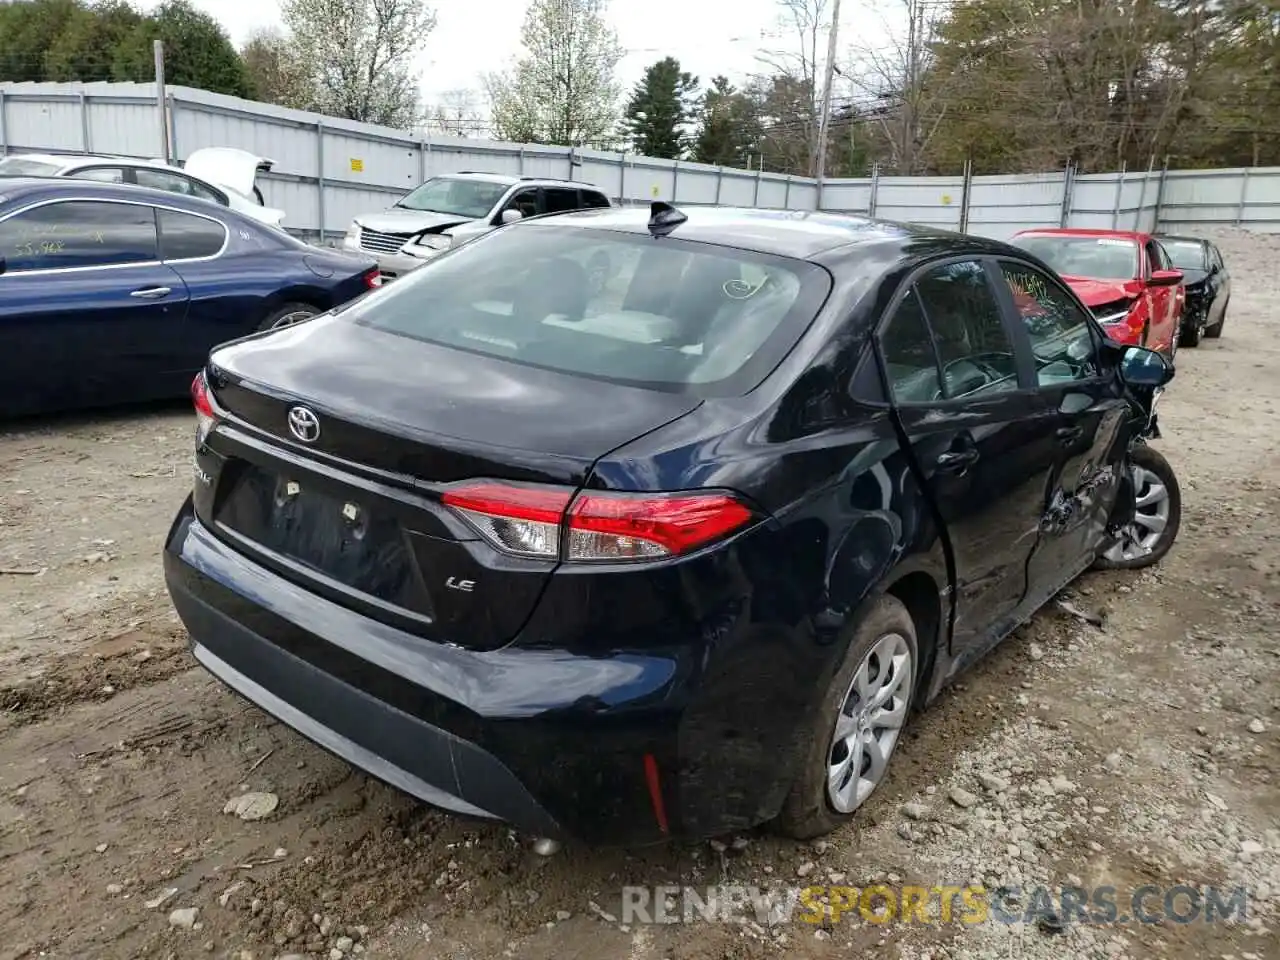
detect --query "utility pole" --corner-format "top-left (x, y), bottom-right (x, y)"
top-left (814, 0), bottom-right (843, 185)
top-left (154, 39), bottom-right (169, 163)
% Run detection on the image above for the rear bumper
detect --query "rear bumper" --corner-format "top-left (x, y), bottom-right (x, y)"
top-left (164, 497), bottom-right (824, 844)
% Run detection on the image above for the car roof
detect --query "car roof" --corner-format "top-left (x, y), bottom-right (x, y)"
top-left (1014, 226), bottom-right (1151, 242)
top-left (515, 204), bottom-right (1016, 261)
top-left (433, 171), bottom-right (603, 190)
top-left (1154, 234), bottom-right (1209, 245)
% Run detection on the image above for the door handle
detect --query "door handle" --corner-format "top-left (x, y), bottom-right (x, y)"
top-left (936, 447), bottom-right (979, 473)
top-left (130, 286), bottom-right (171, 299)
top-left (1055, 425), bottom-right (1084, 444)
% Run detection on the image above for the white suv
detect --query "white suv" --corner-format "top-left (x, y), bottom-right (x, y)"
top-left (342, 172), bottom-right (613, 281)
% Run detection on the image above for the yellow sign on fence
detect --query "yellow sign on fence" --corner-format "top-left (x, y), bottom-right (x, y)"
top-left (350, 158), bottom-right (364, 173)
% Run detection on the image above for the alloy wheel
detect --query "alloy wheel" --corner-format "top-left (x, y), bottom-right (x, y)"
top-left (826, 632), bottom-right (914, 813)
top-left (1102, 463), bottom-right (1172, 563)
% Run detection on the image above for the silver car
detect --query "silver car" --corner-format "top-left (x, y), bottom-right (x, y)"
top-left (342, 172), bottom-right (613, 281)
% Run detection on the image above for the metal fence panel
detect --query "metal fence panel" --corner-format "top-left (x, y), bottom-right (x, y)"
top-left (965, 172), bottom-right (1064, 240)
top-left (7, 81), bottom-right (1280, 240)
top-left (819, 179), bottom-right (872, 213)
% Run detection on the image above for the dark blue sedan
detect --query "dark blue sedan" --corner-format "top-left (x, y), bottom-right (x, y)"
top-left (0, 178), bottom-right (378, 418)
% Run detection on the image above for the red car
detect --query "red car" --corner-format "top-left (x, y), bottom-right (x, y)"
top-left (1011, 228), bottom-right (1185, 357)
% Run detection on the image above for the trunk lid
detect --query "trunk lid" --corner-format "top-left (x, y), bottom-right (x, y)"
top-left (195, 313), bottom-right (700, 649)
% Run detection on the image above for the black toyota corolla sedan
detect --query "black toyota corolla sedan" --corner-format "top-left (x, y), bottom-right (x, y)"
top-left (164, 203), bottom-right (1179, 845)
top-left (1154, 234), bottom-right (1231, 347)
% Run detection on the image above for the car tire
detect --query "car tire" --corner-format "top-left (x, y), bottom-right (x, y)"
top-left (1092, 444), bottom-right (1181, 571)
top-left (774, 594), bottom-right (919, 840)
top-left (1204, 299), bottom-right (1227, 339)
top-left (258, 303), bottom-right (320, 331)
top-left (1179, 311), bottom-right (1203, 348)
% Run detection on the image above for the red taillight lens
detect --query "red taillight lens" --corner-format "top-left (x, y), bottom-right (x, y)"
top-left (191, 370), bottom-right (217, 444)
top-left (441, 482), bottom-right (754, 562)
top-left (363, 268), bottom-right (382, 289)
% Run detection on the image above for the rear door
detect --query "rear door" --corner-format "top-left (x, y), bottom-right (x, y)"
top-left (992, 258), bottom-right (1129, 601)
top-left (1208, 243), bottom-right (1230, 326)
top-left (1142, 237), bottom-right (1178, 351)
top-left (155, 206), bottom-right (234, 370)
top-left (0, 198), bottom-right (190, 413)
top-left (879, 258), bottom-right (1060, 657)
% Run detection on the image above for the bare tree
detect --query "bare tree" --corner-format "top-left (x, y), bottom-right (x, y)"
top-left (280, 0), bottom-right (436, 128)
top-left (423, 88), bottom-right (485, 137)
top-left (486, 0), bottom-right (624, 146)
top-left (845, 0), bottom-right (952, 175)
top-left (753, 0), bottom-right (830, 175)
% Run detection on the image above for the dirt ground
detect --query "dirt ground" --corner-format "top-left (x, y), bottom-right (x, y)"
top-left (1, 229), bottom-right (1277, 960)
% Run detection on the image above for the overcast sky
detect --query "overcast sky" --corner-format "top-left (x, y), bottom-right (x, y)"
top-left (135, 0), bottom-right (896, 107)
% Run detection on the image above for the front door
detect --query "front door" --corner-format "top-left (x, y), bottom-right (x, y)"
top-left (879, 258), bottom-right (1060, 656)
top-left (0, 198), bottom-right (190, 414)
top-left (993, 258), bottom-right (1131, 599)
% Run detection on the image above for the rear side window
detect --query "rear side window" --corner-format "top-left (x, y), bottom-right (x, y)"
top-left (69, 167), bottom-right (127, 184)
top-left (158, 209), bottom-right (227, 260)
top-left (0, 200), bottom-right (156, 271)
top-left (581, 190), bottom-right (611, 209)
top-left (914, 260), bottom-right (1018, 399)
top-left (348, 224), bottom-right (834, 396)
top-left (0, 157), bottom-right (62, 177)
top-left (880, 288), bottom-right (942, 403)
top-left (544, 187), bottom-right (580, 213)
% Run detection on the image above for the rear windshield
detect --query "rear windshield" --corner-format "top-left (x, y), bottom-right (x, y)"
top-left (1161, 240), bottom-right (1207, 271)
top-left (1015, 234), bottom-right (1138, 281)
top-left (0, 157), bottom-right (63, 177)
top-left (348, 223), bottom-right (832, 396)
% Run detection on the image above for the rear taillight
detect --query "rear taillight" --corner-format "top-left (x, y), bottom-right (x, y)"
top-left (441, 482), bottom-right (754, 563)
top-left (363, 268), bottom-right (382, 289)
top-left (191, 370), bottom-right (218, 445)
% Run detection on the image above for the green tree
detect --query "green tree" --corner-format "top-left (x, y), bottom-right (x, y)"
top-left (620, 56), bottom-right (698, 158)
top-left (239, 26), bottom-right (314, 108)
top-left (693, 75), bottom-right (760, 167)
top-left (279, 0), bottom-right (435, 127)
top-left (485, 0), bottom-right (624, 146)
top-left (44, 0), bottom-right (142, 82)
top-left (0, 0), bottom-right (80, 81)
top-left (111, 0), bottom-right (252, 95)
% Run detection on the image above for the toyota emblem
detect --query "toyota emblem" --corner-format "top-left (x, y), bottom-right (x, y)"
top-left (287, 405), bottom-right (321, 443)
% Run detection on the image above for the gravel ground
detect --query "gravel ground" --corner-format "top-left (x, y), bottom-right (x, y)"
top-left (0, 229), bottom-right (1277, 960)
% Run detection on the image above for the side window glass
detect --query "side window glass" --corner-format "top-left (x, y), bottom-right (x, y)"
top-left (581, 190), bottom-right (611, 209)
top-left (158, 209), bottom-right (227, 260)
top-left (135, 169), bottom-right (197, 197)
top-left (69, 167), bottom-right (126, 183)
top-left (543, 187), bottom-right (580, 213)
top-left (915, 260), bottom-right (1018, 399)
top-left (0, 200), bottom-right (156, 271)
top-left (999, 261), bottom-right (1099, 385)
top-left (184, 178), bottom-right (223, 204)
top-left (879, 286), bottom-right (942, 403)
top-left (502, 189), bottom-right (538, 218)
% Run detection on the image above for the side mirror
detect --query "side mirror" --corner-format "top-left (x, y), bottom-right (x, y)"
top-left (499, 208), bottom-right (523, 225)
top-left (1149, 268), bottom-right (1183, 286)
top-left (1119, 345), bottom-right (1175, 388)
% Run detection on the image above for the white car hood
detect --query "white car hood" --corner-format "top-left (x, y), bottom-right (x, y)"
top-left (184, 147), bottom-right (274, 199)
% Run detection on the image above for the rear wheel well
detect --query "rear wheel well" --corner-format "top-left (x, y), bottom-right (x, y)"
top-left (886, 572), bottom-right (942, 704)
